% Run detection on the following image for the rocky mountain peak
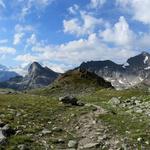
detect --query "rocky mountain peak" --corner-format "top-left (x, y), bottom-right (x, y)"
top-left (28, 62), bottom-right (43, 74)
top-left (127, 52), bottom-right (150, 68)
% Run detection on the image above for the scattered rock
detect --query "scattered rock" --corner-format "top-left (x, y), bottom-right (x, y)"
top-left (0, 129), bottom-right (6, 144)
top-left (109, 97), bottom-right (120, 106)
top-left (68, 140), bottom-right (78, 148)
top-left (2, 124), bottom-right (15, 137)
top-left (52, 127), bottom-right (63, 132)
top-left (82, 142), bottom-right (100, 149)
top-left (18, 144), bottom-right (28, 150)
top-left (41, 129), bottom-right (51, 135)
top-left (0, 121), bottom-right (5, 128)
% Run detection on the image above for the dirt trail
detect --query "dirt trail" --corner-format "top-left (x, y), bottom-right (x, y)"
top-left (74, 103), bottom-right (123, 150)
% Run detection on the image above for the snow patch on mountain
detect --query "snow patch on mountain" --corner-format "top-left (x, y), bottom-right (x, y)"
top-left (144, 66), bottom-right (150, 70)
top-left (144, 56), bottom-right (149, 64)
top-left (123, 62), bottom-right (129, 68)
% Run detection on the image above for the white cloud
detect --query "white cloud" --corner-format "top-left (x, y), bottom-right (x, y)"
top-left (17, 33), bottom-right (137, 67)
top-left (19, 0), bottom-right (55, 19)
top-left (0, 47), bottom-right (16, 54)
top-left (63, 11), bottom-right (104, 36)
top-left (27, 34), bottom-right (37, 45)
top-left (0, 0), bottom-right (5, 8)
top-left (116, 0), bottom-right (150, 24)
top-left (100, 16), bottom-right (135, 47)
top-left (15, 24), bottom-right (34, 33)
top-left (89, 0), bottom-right (106, 9)
top-left (15, 53), bottom-right (38, 63)
top-left (68, 4), bottom-right (79, 15)
top-left (13, 24), bottom-right (34, 45)
top-left (13, 33), bottom-right (24, 45)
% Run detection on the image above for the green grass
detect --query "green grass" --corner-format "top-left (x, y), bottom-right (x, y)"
top-left (0, 88), bottom-right (150, 149)
top-left (0, 94), bottom-right (94, 149)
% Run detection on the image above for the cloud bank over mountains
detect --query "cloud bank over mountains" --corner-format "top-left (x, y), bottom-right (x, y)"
top-left (0, 0), bottom-right (150, 74)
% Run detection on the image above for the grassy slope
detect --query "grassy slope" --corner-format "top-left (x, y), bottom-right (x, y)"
top-left (0, 94), bottom-right (95, 150)
top-left (0, 88), bottom-right (150, 149)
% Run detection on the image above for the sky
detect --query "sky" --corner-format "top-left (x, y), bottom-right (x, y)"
top-left (0, 0), bottom-right (150, 74)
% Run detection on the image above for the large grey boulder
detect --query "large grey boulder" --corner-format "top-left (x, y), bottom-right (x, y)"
top-left (59, 96), bottom-right (84, 106)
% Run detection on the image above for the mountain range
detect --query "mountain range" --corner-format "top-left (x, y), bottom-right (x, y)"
top-left (1, 51), bottom-right (150, 90)
top-left (80, 51), bottom-right (150, 89)
top-left (0, 62), bottom-right (59, 90)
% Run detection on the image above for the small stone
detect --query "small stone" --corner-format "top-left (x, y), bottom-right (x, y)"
top-left (17, 144), bottom-right (27, 150)
top-left (41, 129), bottom-right (51, 135)
top-left (109, 97), bottom-right (120, 106)
top-left (2, 124), bottom-right (15, 137)
top-left (137, 137), bottom-right (142, 142)
top-left (68, 140), bottom-right (78, 148)
top-left (0, 121), bottom-right (5, 128)
top-left (83, 143), bottom-right (100, 149)
top-left (52, 127), bottom-right (62, 132)
top-left (145, 141), bottom-right (149, 145)
top-left (0, 129), bottom-right (6, 144)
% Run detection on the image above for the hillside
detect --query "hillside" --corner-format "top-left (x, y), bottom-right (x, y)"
top-left (31, 68), bottom-right (113, 96)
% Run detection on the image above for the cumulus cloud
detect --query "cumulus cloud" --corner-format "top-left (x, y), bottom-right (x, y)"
top-left (116, 0), bottom-right (150, 24)
top-left (100, 16), bottom-right (135, 47)
top-left (63, 11), bottom-right (104, 36)
top-left (15, 33), bottom-right (137, 73)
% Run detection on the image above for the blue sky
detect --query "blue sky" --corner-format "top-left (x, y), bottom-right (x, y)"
top-left (0, 0), bottom-right (150, 74)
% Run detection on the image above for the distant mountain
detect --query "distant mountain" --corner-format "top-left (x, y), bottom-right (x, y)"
top-left (79, 52), bottom-right (150, 89)
top-left (0, 62), bottom-right (59, 90)
top-left (0, 64), bottom-right (8, 71)
top-left (0, 64), bottom-right (18, 82)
